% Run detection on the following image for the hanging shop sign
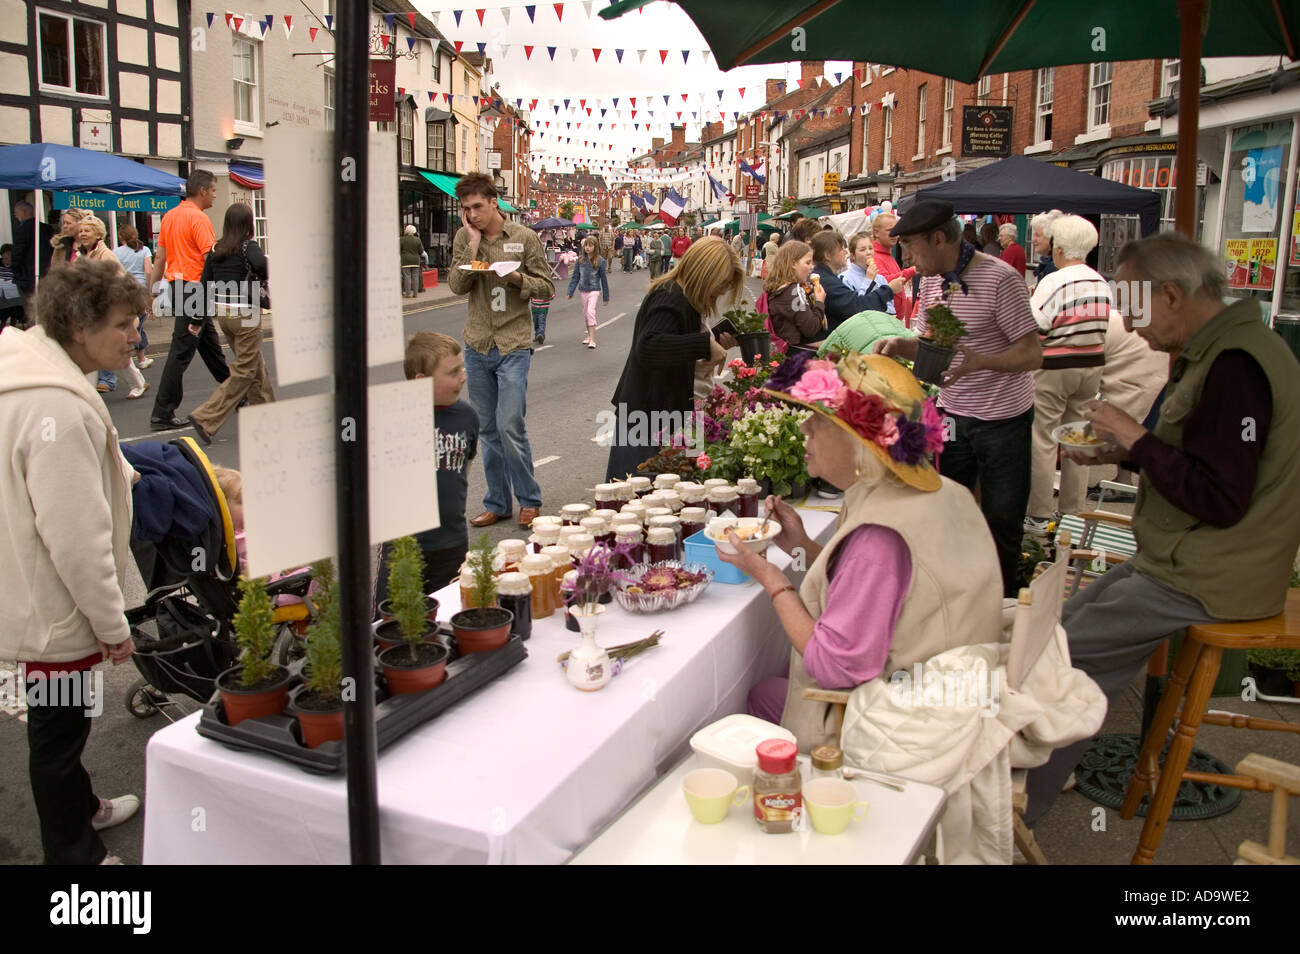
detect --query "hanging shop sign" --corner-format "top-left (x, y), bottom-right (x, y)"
top-left (53, 192), bottom-right (182, 213)
top-left (961, 106), bottom-right (1013, 157)
top-left (369, 59), bottom-right (397, 122)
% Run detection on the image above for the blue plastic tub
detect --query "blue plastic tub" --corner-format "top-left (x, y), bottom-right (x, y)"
top-left (683, 529), bottom-right (749, 584)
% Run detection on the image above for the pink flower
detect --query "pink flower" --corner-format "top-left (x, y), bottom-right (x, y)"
top-left (806, 359), bottom-right (838, 375)
top-left (921, 398), bottom-right (946, 453)
top-left (696, 453), bottom-right (712, 470)
top-left (728, 358), bottom-right (745, 369)
top-left (877, 415), bottom-right (900, 446)
top-left (790, 368), bottom-right (847, 409)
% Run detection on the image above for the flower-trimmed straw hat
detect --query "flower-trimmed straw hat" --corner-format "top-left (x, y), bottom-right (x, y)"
top-left (762, 350), bottom-right (946, 492)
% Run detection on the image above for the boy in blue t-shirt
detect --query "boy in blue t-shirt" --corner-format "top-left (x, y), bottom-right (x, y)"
top-left (374, 333), bottom-right (479, 613)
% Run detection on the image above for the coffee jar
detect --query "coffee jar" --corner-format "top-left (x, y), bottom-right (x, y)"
top-left (753, 739), bottom-right (802, 834)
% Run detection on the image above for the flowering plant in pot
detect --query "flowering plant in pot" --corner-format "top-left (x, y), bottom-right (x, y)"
top-left (377, 537), bottom-right (449, 694)
top-left (726, 404), bottom-right (812, 498)
top-left (913, 295), bottom-right (968, 386)
top-left (450, 534), bottom-right (513, 654)
top-left (289, 559), bottom-right (346, 747)
top-left (722, 303), bottom-right (772, 365)
top-left (218, 576), bottom-right (291, 725)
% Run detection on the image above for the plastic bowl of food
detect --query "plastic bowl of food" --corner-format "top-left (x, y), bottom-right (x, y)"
top-left (614, 561), bottom-right (713, 613)
top-left (706, 516), bottom-right (782, 555)
top-left (1052, 422), bottom-right (1115, 458)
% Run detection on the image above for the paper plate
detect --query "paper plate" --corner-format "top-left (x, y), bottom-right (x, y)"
top-left (458, 261), bottom-right (520, 277)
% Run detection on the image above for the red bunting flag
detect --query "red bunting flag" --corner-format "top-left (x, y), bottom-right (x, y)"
top-left (232, 16), bottom-right (243, 30)
top-left (309, 26), bottom-right (318, 41)
top-left (630, 98), bottom-right (636, 107)
top-left (580, 99), bottom-right (586, 109)
top-left (407, 12), bottom-right (416, 28)
top-left (283, 15), bottom-right (292, 34)
top-left (659, 50), bottom-right (668, 63)
top-left (380, 34), bottom-right (389, 50)
top-left (524, 45), bottom-right (533, 59)
top-left (592, 48), bottom-right (600, 62)
top-left (476, 9), bottom-right (485, 25)
top-left (554, 3), bottom-right (564, 21)
top-left (454, 40), bottom-right (464, 53)
top-left (681, 93), bottom-right (688, 102)
top-left (739, 87), bottom-right (746, 98)
top-left (224, 13), bottom-right (232, 27)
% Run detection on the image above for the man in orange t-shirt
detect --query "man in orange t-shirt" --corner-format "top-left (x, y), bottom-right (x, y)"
top-left (148, 170), bottom-right (230, 430)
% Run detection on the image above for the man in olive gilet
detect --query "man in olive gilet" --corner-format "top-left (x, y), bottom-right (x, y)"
top-left (1024, 232), bottom-right (1300, 826)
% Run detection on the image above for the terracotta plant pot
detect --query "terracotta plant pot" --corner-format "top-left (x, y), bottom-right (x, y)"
top-left (450, 607), bottom-right (514, 655)
top-left (217, 665), bottom-right (291, 726)
top-left (375, 596), bottom-right (439, 624)
top-left (378, 639), bottom-right (449, 695)
top-left (374, 616), bottom-right (444, 651)
top-left (288, 685), bottom-right (344, 748)
top-left (912, 338), bottom-right (955, 386)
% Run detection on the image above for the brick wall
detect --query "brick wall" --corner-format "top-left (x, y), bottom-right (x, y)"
top-left (781, 79), bottom-right (854, 193)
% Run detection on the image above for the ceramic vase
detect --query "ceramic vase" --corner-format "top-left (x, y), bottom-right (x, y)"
top-left (567, 607), bottom-right (610, 692)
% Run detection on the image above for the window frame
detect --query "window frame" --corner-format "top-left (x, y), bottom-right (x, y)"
top-left (1035, 67), bottom-right (1054, 144)
top-left (37, 8), bottom-right (108, 99)
top-left (323, 68), bottom-right (335, 131)
top-left (399, 99), bottom-right (414, 165)
top-left (861, 109), bottom-right (871, 174)
top-left (916, 83), bottom-right (927, 157)
top-left (431, 46), bottom-right (441, 84)
top-left (941, 79), bottom-right (953, 148)
top-left (881, 106), bottom-right (893, 170)
top-left (232, 34), bottom-right (261, 134)
top-left (1161, 58), bottom-right (1180, 98)
top-left (1089, 62), bottom-right (1113, 130)
top-left (977, 75), bottom-right (991, 102)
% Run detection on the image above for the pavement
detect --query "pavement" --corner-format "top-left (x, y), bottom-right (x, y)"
top-left (3, 263), bottom-right (1297, 866)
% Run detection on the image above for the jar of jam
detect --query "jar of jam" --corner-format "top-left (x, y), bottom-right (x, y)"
top-left (593, 507), bottom-right (620, 524)
top-left (654, 473), bottom-right (681, 492)
top-left (659, 489), bottom-right (683, 513)
top-left (620, 501), bottom-right (648, 524)
top-left (558, 525), bottom-right (587, 549)
top-left (810, 745), bottom-right (845, 781)
top-left (458, 566), bottom-right (481, 610)
top-left (610, 512), bottom-right (641, 533)
top-left (566, 532), bottom-right (596, 562)
top-left (497, 572), bottom-right (533, 641)
top-left (520, 554), bottom-right (554, 620)
top-left (594, 483), bottom-right (621, 510)
top-left (753, 739), bottom-right (802, 833)
top-left (679, 506), bottom-right (708, 541)
top-left (613, 526), bottom-right (645, 567)
top-left (560, 569), bottom-right (582, 632)
top-left (707, 485), bottom-right (739, 516)
top-left (541, 545), bottom-right (571, 606)
top-left (627, 476), bottom-right (653, 498)
top-left (736, 477), bottom-right (762, 519)
top-left (647, 515), bottom-right (682, 555)
top-left (641, 493), bottom-right (667, 512)
top-left (497, 539), bottom-right (528, 573)
top-left (702, 478), bottom-right (730, 492)
top-left (530, 524), bottom-right (561, 553)
top-left (561, 503), bottom-right (593, 526)
top-left (612, 481), bottom-right (635, 503)
top-left (579, 515), bottom-right (606, 539)
top-left (678, 486), bottom-right (707, 508)
top-left (646, 526), bottom-right (678, 564)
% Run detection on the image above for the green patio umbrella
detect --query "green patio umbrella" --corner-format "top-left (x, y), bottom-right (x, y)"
top-left (774, 206), bottom-right (825, 222)
top-left (603, 0), bottom-right (1300, 233)
top-left (619, 221), bottom-right (645, 230)
top-left (575, 222), bottom-right (596, 230)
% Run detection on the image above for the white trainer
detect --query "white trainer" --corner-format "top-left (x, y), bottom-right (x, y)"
top-left (92, 794), bottom-right (141, 832)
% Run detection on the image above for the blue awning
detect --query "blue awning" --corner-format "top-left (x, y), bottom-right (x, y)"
top-left (0, 143), bottom-right (186, 194)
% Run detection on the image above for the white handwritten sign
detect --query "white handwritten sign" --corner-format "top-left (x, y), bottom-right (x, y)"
top-left (238, 381), bottom-right (439, 577)
top-left (263, 128), bottom-right (404, 386)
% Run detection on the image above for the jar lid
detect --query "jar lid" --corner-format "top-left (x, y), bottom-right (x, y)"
top-left (648, 515), bottom-right (680, 528)
top-left (756, 738), bottom-right (799, 775)
top-left (675, 482), bottom-right (702, 494)
top-left (614, 525), bottom-right (644, 540)
top-left (459, 566), bottom-right (477, 584)
top-left (531, 515), bottom-right (563, 528)
top-left (535, 525), bottom-right (562, 540)
top-left (520, 554), bottom-right (552, 572)
top-left (579, 516), bottom-right (606, 531)
top-left (497, 571), bottom-right (532, 596)
top-left (644, 507), bottom-right (673, 520)
top-left (702, 478), bottom-right (730, 489)
top-left (621, 500), bottom-right (647, 511)
top-left (659, 489), bottom-right (681, 503)
top-left (593, 508), bottom-right (620, 522)
top-left (594, 483), bottom-right (620, 494)
top-left (708, 486), bottom-right (738, 500)
top-left (646, 527), bottom-right (676, 544)
top-left (642, 493), bottom-right (666, 508)
top-left (654, 473), bottom-right (681, 487)
top-left (610, 512), bottom-right (641, 526)
top-left (628, 476), bottom-right (653, 489)
top-left (562, 503), bottom-right (593, 515)
top-left (558, 525), bottom-right (585, 540)
top-left (497, 538), bottom-right (527, 555)
top-left (810, 745), bottom-right (843, 771)
top-left (679, 506), bottom-right (709, 519)
top-left (567, 532), bottom-right (596, 550)
top-left (737, 477), bottom-right (760, 492)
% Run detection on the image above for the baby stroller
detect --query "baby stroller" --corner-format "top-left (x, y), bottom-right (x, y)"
top-left (123, 437), bottom-right (313, 721)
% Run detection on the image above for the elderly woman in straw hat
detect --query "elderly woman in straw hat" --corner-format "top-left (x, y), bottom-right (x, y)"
top-left (716, 349), bottom-right (1004, 750)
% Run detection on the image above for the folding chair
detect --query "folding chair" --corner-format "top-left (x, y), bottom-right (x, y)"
top-left (1056, 481), bottom-right (1137, 596)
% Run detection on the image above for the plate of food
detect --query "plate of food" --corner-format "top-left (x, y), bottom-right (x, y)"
top-left (458, 260), bottom-right (520, 277)
top-left (706, 516), bottom-right (782, 555)
top-left (1052, 422), bottom-right (1115, 458)
top-left (615, 561), bottom-right (713, 613)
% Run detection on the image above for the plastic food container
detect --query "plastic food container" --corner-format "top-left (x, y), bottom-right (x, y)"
top-left (690, 714), bottom-right (798, 780)
top-left (683, 529), bottom-right (748, 584)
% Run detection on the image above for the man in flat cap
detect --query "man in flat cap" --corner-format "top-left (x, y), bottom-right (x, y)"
top-left (875, 199), bottom-right (1042, 597)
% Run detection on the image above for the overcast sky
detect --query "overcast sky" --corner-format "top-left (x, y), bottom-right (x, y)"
top-left (416, 1), bottom-right (850, 177)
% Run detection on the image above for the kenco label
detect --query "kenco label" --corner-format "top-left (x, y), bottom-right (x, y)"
top-left (755, 790), bottom-right (802, 822)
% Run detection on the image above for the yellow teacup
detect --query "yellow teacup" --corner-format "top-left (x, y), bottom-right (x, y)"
top-left (803, 778), bottom-right (870, 835)
top-left (682, 768), bottom-right (750, 824)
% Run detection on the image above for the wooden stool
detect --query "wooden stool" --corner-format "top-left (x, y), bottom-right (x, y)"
top-left (1121, 590), bottom-right (1300, 864)
top-left (1234, 754), bottom-right (1300, 865)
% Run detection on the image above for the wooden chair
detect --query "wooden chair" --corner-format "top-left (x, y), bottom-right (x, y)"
top-left (1121, 589), bottom-right (1300, 864)
top-left (1056, 482), bottom-right (1137, 597)
top-left (801, 533), bottom-right (1074, 865)
top-left (1234, 753), bottom-right (1300, 865)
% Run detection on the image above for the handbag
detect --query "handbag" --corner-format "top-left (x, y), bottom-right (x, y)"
top-left (239, 241), bottom-right (271, 311)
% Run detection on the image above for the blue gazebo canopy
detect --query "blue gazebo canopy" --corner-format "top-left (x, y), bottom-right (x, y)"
top-left (0, 143), bottom-right (186, 194)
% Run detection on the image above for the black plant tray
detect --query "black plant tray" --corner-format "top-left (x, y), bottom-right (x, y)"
top-left (195, 625), bottom-right (527, 774)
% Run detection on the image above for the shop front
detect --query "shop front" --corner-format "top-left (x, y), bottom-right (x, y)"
top-left (1095, 139), bottom-right (1188, 275)
top-left (404, 169), bottom-right (460, 277)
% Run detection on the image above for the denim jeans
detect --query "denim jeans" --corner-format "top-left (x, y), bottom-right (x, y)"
top-left (98, 370), bottom-right (116, 390)
top-left (465, 345), bottom-right (542, 514)
top-left (936, 405), bottom-right (1034, 598)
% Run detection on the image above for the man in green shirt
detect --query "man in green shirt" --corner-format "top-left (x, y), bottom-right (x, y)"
top-left (448, 173), bottom-right (555, 528)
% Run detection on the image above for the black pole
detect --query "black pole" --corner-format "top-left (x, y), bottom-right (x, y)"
top-left (335, 0), bottom-right (381, 864)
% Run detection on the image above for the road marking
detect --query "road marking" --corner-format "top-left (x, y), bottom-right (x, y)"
top-left (595, 312), bottom-right (627, 331)
top-left (533, 455), bottom-right (561, 466)
top-left (535, 344), bottom-right (553, 352)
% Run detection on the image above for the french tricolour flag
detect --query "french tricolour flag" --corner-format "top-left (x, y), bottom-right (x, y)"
top-left (660, 188), bottom-right (686, 225)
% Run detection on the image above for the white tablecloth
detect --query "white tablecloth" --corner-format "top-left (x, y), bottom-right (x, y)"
top-left (143, 509), bottom-right (838, 864)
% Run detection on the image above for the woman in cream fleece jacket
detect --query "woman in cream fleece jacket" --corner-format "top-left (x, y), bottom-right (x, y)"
top-left (0, 259), bottom-right (146, 864)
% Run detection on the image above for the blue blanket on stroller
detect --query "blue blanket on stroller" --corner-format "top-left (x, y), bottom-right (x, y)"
top-left (121, 441), bottom-right (215, 543)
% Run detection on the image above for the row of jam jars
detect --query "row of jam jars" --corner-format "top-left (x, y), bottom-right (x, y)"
top-left (561, 503), bottom-right (593, 526)
top-left (540, 544), bottom-right (571, 606)
top-left (519, 553), bottom-right (555, 620)
top-left (496, 571), bottom-right (533, 641)
top-left (679, 506), bottom-right (709, 541)
top-left (496, 538), bottom-right (529, 574)
top-left (736, 477), bottom-right (762, 518)
top-left (707, 485), bottom-right (739, 516)
top-left (612, 525), bottom-right (645, 567)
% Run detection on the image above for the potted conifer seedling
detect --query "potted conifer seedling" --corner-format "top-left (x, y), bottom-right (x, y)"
top-left (450, 534), bottom-right (513, 654)
top-left (377, 537), bottom-right (450, 694)
top-left (218, 576), bottom-right (292, 725)
top-left (375, 540), bottom-right (440, 650)
top-left (913, 300), bottom-right (968, 386)
top-left (288, 559), bottom-right (346, 747)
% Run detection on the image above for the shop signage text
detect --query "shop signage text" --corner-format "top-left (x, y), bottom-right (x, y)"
top-left (961, 106), bottom-right (1013, 157)
top-left (53, 192), bottom-right (181, 213)
top-left (369, 59), bottom-right (396, 122)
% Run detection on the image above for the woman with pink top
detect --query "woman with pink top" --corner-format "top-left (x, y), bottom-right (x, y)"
top-left (714, 350), bottom-right (1003, 751)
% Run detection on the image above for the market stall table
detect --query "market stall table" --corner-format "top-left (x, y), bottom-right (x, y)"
top-left (142, 508), bottom-right (838, 864)
top-left (570, 754), bottom-right (946, 865)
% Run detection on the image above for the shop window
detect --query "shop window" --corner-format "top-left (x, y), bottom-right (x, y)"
top-left (38, 9), bottom-right (106, 97)
top-left (233, 37), bottom-right (259, 128)
top-left (1222, 121), bottom-right (1292, 307)
top-left (1035, 68), bottom-right (1053, 144)
top-left (427, 122), bottom-right (447, 170)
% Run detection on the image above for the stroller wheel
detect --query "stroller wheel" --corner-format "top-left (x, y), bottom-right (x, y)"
top-left (273, 626), bottom-right (306, 666)
top-left (126, 678), bottom-right (167, 719)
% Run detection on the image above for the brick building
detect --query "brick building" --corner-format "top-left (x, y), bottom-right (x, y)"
top-left (531, 169), bottom-right (612, 224)
top-left (490, 102), bottom-right (531, 211)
